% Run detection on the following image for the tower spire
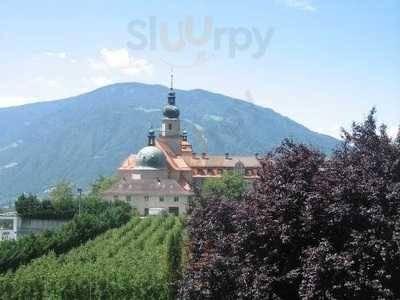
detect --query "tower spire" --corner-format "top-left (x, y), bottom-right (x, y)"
top-left (166, 71), bottom-right (176, 106)
top-left (170, 68), bottom-right (174, 90)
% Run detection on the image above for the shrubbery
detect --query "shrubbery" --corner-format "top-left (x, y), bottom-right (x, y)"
top-left (0, 201), bottom-right (131, 273)
top-left (15, 176), bottom-right (118, 219)
top-left (180, 110), bottom-right (400, 299)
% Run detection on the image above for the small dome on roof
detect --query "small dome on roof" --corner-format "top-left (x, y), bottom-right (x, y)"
top-left (136, 146), bottom-right (166, 169)
top-left (163, 104), bottom-right (180, 118)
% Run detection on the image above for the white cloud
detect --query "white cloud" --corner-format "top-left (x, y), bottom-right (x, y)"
top-left (45, 51), bottom-right (77, 64)
top-left (45, 51), bottom-right (68, 59)
top-left (89, 76), bottom-right (113, 87)
top-left (88, 58), bottom-right (107, 70)
top-left (89, 48), bottom-right (153, 75)
top-left (387, 126), bottom-right (399, 139)
top-left (34, 76), bottom-right (59, 88)
top-left (100, 48), bottom-right (131, 68)
top-left (0, 96), bottom-right (35, 108)
top-left (120, 59), bottom-right (153, 75)
top-left (276, 0), bottom-right (317, 12)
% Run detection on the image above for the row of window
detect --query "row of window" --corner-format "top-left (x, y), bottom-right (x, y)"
top-left (193, 168), bottom-right (256, 176)
top-left (113, 195), bottom-right (180, 202)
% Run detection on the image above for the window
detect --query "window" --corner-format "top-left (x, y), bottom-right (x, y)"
top-left (2, 232), bottom-right (10, 240)
top-left (174, 196), bottom-right (179, 202)
top-left (168, 207), bottom-right (179, 216)
top-left (144, 195), bottom-right (149, 201)
top-left (159, 196), bottom-right (164, 202)
top-left (113, 195), bottom-right (119, 201)
top-left (234, 161), bottom-right (245, 176)
top-left (168, 124), bottom-right (172, 130)
top-left (144, 208), bottom-right (149, 216)
top-left (126, 195), bottom-right (132, 202)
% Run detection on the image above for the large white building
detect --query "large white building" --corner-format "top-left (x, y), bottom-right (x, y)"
top-left (104, 76), bottom-right (260, 215)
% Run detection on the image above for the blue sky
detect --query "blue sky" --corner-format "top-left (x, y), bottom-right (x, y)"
top-left (0, 0), bottom-right (399, 138)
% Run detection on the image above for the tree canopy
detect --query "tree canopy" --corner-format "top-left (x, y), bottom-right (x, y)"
top-left (15, 176), bottom-right (118, 219)
top-left (180, 110), bottom-right (400, 299)
top-left (201, 171), bottom-right (247, 201)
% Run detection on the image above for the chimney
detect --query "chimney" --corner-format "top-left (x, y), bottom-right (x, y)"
top-left (192, 152), bottom-right (197, 158)
top-left (255, 153), bottom-right (260, 159)
top-left (202, 152), bottom-right (208, 159)
top-left (225, 153), bottom-right (230, 159)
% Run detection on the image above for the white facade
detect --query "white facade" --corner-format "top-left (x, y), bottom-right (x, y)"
top-left (108, 194), bottom-right (191, 215)
top-left (0, 212), bottom-right (18, 241)
top-left (0, 212), bottom-right (67, 241)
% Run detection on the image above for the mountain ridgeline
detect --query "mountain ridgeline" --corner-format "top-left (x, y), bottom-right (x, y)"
top-left (0, 82), bottom-right (338, 205)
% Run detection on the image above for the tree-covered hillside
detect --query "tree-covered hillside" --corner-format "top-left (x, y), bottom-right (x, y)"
top-left (0, 83), bottom-right (339, 205)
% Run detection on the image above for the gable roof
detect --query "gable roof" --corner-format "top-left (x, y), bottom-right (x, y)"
top-left (156, 139), bottom-right (192, 171)
top-left (185, 155), bottom-right (260, 168)
top-left (104, 178), bottom-right (194, 196)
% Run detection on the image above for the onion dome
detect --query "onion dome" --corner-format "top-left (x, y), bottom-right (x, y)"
top-left (163, 104), bottom-right (180, 119)
top-left (168, 90), bottom-right (176, 105)
top-left (136, 146), bottom-right (166, 169)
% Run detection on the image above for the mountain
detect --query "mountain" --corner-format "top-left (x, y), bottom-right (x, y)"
top-left (0, 82), bottom-right (339, 205)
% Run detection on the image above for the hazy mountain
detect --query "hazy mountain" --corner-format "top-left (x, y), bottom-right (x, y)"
top-left (0, 82), bottom-right (339, 205)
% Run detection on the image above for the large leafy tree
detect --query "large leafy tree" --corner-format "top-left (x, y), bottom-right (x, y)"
top-left (180, 110), bottom-right (400, 299)
top-left (49, 181), bottom-right (75, 212)
top-left (201, 171), bottom-right (247, 201)
top-left (89, 175), bottom-right (118, 196)
top-left (14, 194), bottom-right (41, 217)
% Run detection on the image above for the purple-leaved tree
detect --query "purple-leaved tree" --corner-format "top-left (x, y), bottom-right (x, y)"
top-left (179, 109), bottom-right (400, 300)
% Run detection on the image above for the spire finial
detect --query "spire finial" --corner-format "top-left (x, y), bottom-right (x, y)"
top-left (170, 68), bottom-right (174, 90)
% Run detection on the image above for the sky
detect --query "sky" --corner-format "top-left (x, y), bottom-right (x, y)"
top-left (0, 0), bottom-right (399, 138)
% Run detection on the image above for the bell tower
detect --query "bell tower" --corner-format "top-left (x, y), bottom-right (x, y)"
top-left (159, 73), bottom-right (181, 154)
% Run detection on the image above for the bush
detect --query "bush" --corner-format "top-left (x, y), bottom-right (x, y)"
top-left (180, 110), bottom-right (400, 299)
top-left (15, 176), bottom-right (119, 219)
top-left (0, 201), bottom-right (131, 273)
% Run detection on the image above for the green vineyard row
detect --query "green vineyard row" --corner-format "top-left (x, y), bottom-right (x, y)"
top-left (0, 216), bottom-right (184, 300)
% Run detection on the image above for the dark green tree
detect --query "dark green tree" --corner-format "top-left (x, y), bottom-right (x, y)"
top-left (89, 175), bottom-right (118, 196)
top-left (14, 194), bottom-right (40, 217)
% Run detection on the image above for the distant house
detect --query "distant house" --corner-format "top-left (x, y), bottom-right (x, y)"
top-left (0, 211), bottom-right (67, 241)
top-left (104, 75), bottom-right (260, 215)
